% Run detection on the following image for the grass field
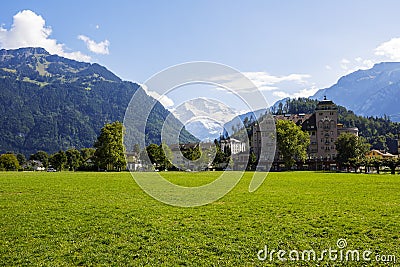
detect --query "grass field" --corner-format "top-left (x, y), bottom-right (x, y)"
top-left (0, 171), bottom-right (399, 266)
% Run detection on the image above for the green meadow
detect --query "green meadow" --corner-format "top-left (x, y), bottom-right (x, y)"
top-left (0, 171), bottom-right (399, 266)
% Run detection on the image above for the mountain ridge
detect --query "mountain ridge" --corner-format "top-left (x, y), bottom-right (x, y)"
top-left (0, 47), bottom-right (197, 155)
top-left (312, 62), bottom-right (400, 121)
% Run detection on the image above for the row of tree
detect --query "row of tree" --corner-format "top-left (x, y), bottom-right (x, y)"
top-left (345, 156), bottom-right (400, 175)
top-left (0, 148), bottom-right (97, 172)
top-left (0, 121), bottom-right (126, 171)
top-left (138, 140), bottom-right (231, 171)
top-left (2, 119), bottom-right (398, 173)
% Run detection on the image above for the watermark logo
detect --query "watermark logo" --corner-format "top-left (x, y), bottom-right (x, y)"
top-left (257, 238), bottom-right (396, 263)
top-left (123, 62), bottom-right (276, 207)
top-left (336, 238), bottom-right (347, 249)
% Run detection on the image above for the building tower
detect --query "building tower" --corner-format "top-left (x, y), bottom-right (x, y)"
top-left (315, 96), bottom-right (338, 160)
top-left (251, 117), bottom-right (275, 170)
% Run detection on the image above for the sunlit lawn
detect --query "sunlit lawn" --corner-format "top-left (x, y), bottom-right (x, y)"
top-left (0, 171), bottom-right (399, 266)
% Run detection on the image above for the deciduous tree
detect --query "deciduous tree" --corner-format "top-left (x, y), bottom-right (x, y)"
top-left (49, 150), bottom-right (67, 171)
top-left (16, 153), bottom-right (26, 167)
top-left (80, 148), bottom-right (96, 170)
top-left (336, 133), bottom-right (370, 170)
top-left (94, 121), bottom-right (127, 171)
top-left (29, 151), bottom-right (49, 168)
top-left (0, 153), bottom-right (20, 171)
top-left (66, 148), bottom-right (82, 171)
top-left (276, 120), bottom-right (310, 169)
top-left (383, 157), bottom-right (399, 175)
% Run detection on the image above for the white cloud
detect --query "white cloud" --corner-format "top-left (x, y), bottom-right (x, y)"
top-left (243, 72), bottom-right (311, 89)
top-left (292, 86), bottom-right (319, 98)
top-left (231, 71), bottom-right (311, 94)
top-left (0, 10), bottom-right (90, 62)
top-left (340, 58), bottom-right (351, 70)
top-left (325, 65), bottom-right (332, 70)
top-left (375, 37), bottom-right (400, 61)
top-left (339, 57), bottom-right (375, 74)
top-left (208, 71), bottom-right (311, 94)
top-left (272, 86), bottom-right (318, 100)
top-left (140, 84), bottom-right (175, 108)
top-left (209, 71), bottom-right (314, 106)
top-left (272, 91), bottom-right (290, 98)
top-left (78, 35), bottom-right (110, 55)
top-left (341, 58), bottom-right (350, 64)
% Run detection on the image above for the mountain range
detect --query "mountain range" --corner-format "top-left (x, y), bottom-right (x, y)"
top-left (1, 47), bottom-right (400, 156)
top-left (171, 98), bottom-right (268, 141)
top-left (0, 47), bottom-right (197, 156)
top-left (172, 98), bottom-right (239, 141)
top-left (313, 62), bottom-right (400, 122)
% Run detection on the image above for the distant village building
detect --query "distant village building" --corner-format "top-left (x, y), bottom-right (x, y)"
top-left (125, 152), bottom-right (142, 171)
top-left (220, 137), bottom-right (247, 155)
top-left (366, 149), bottom-right (396, 159)
top-left (170, 142), bottom-right (215, 171)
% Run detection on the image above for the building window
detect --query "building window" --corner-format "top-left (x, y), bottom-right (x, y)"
top-left (311, 131), bottom-right (316, 136)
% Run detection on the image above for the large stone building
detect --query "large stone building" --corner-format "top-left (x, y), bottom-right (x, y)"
top-left (251, 97), bottom-right (358, 170)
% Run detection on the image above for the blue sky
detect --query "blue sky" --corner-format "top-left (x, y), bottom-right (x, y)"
top-left (2, 1), bottom-right (400, 112)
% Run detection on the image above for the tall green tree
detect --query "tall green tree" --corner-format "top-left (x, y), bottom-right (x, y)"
top-left (370, 157), bottom-right (382, 174)
top-left (0, 153), bottom-right (20, 171)
top-left (66, 148), bottom-right (82, 171)
top-left (276, 120), bottom-right (310, 169)
top-left (383, 157), bottom-right (399, 175)
top-left (80, 148), bottom-right (96, 170)
top-left (247, 152), bottom-right (258, 171)
top-left (182, 146), bottom-right (201, 161)
top-left (16, 153), bottom-right (26, 167)
top-left (145, 143), bottom-right (161, 169)
top-left (49, 150), bottom-right (67, 171)
top-left (158, 143), bottom-right (173, 171)
top-left (29, 151), bottom-right (49, 168)
top-left (94, 121), bottom-right (127, 171)
top-left (198, 146), bottom-right (214, 170)
top-left (336, 133), bottom-right (370, 170)
top-left (144, 143), bottom-right (173, 171)
top-left (212, 140), bottom-right (230, 170)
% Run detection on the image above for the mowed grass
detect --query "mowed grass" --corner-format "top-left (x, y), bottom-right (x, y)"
top-left (0, 171), bottom-right (399, 266)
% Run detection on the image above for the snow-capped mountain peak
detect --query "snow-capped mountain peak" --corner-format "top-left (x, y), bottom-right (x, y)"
top-left (172, 98), bottom-right (239, 141)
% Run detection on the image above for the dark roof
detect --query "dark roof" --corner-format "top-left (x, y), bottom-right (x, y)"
top-left (317, 99), bottom-right (335, 105)
top-left (274, 113), bottom-right (312, 126)
top-left (316, 96), bottom-right (335, 106)
top-left (315, 97), bottom-right (337, 110)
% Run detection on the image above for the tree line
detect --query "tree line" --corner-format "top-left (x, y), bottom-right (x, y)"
top-left (0, 121), bottom-right (126, 172)
top-left (1, 118), bottom-right (399, 174)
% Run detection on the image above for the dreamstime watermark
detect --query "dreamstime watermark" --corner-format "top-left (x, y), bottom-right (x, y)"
top-left (123, 62), bottom-right (276, 207)
top-left (257, 238), bottom-right (397, 263)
